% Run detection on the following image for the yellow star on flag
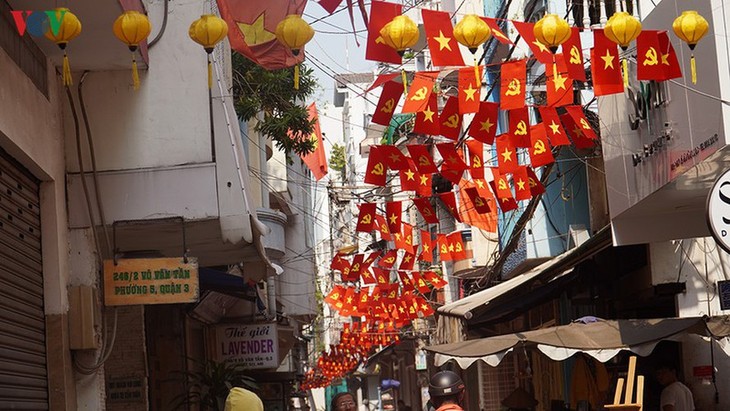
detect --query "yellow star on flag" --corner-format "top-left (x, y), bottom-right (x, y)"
top-left (516, 179), bottom-right (526, 190)
top-left (553, 73), bottom-right (568, 90)
top-left (389, 214), bottom-right (398, 224)
top-left (422, 106), bottom-right (435, 122)
top-left (434, 30), bottom-right (452, 51)
top-left (601, 49), bottom-right (615, 69)
top-left (532, 40), bottom-right (549, 53)
top-left (549, 120), bottom-right (561, 134)
top-left (661, 53), bottom-right (670, 65)
top-left (475, 179), bottom-right (485, 189)
top-left (463, 83), bottom-right (477, 101)
top-left (419, 175), bottom-right (429, 185)
top-left (480, 117), bottom-right (494, 132)
top-left (237, 13), bottom-right (276, 47)
top-left (572, 125), bottom-right (584, 137)
top-left (501, 148), bottom-right (513, 162)
top-left (404, 169), bottom-right (415, 180)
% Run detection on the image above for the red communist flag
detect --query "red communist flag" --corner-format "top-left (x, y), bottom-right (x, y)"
top-left (407, 145), bottom-right (438, 174)
top-left (413, 93), bottom-right (440, 135)
top-left (385, 201), bottom-right (402, 233)
top-left (364, 146), bottom-right (387, 185)
top-left (513, 166), bottom-right (532, 201)
top-left (469, 101), bottom-right (499, 144)
top-left (482, 17), bottom-right (513, 44)
top-left (437, 234), bottom-right (451, 261)
top-left (439, 97), bottom-right (462, 140)
top-left (379, 145), bottom-right (409, 170)
top-left (657, 31), bottom-right (682, 81)
top-left (447, 231), bottom-right (467, 260)
top-left (496, 135), bottom-right (519, 174)
top-left (465, 139), bottom-right (484, 180)
top-left (411, 272), bottom-right (431, 294)
top-left (419, 229), bottom-right (433, 263)
top-left (416, 172), bottom-right (432, 197)
top-left (565, 105), bottom-right (598, 140)
top-left (460, 181), bottom-right (498, 232)
top-left (217, 0), bottom-right (305, 69)
top-left (538, 107), bottom-right (571, 146)
top-left (562, 27), bottom-right (586, 81)
top-left (592, 29), bottom-right (623, 96)
top-left (439, 192), bottom-right (462, 223)
top-left (297, 103), bottom-right (328, 181)
top-left (422, 271), bottom-right (447, 289)
top-left (458, 66), bottom-right (482, 114)
top-left (356, 202), bottom-right (377, 232)
top-left (403, 223), bottom-right (415, 253)
top-left (512, 21), bottom-right (553, 64)
top-left (462, 185), bottom-right (491, 214)
top-left (403, 72), bottom-right (438, 113)
top-left (330, 253), bottom-right (350, 272)
top-left (529, 123), bottom-right (555, 167)
top-left (490, 169), bottom-right (518, 212)
top-left (561, 113), bottom-right (594, 149)
top-left (413, 197), bottom-right (439, 224)
top-left (375, 214), bottom-right (391, 241)
top-left (371, 81), bottom-right (403, 126)
top-left (399, 271), bottom-right (415, 293)
top-left (501, 59), bottom-right (527, 110)
top-left (526, 166), bottom-right (546, 196)
top-left (366, 1), bottom-right (402, 64)
top-left (508, 107), bottom-right (531, 148)
top-left (422, 9), bottom-right (464, 67)
top-left (347, 254), bottom-right (365, 282)
top-left (373, 268), bottom-right (390, 286)
top-left (378, 250), bottom-right (397, 269)
top-left (547, 54), bottom-right (574, 107)
top-left (437, 143), bottom-right (468, 171)
top-left (399, 251), bottom-right (416, 271)
top-left (324, 285), bottom-right (346, 307)
top-left (399, 158), bottom-right (420, 191)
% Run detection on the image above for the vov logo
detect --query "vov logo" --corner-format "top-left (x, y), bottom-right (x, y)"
top-left (707, 169), bottom-right (730, 254)
top-left (10, 10), bottom-right (67, 37)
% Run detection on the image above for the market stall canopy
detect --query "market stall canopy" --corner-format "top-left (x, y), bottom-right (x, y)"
top-left (425, 316), bottom-right (730, 368)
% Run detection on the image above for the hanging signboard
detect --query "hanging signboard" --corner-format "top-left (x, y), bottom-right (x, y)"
top-left (706, 170), bottom-right (730, 255)
top-left (103, 257), bottom-right (199, 306)
top-left (214, 323), bottom-right (279, 369)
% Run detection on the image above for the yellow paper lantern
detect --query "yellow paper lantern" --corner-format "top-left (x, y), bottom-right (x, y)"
top-left (534, 13), bottom-right (571, 83)
top-left (454, 14), bottom-right (491, 86)
top-left (673, 10), bottom-right (709, 84)
top-left (380, 15), bottom-right (419, 94)
top-left (113, 11), bottom-right (152, 90)
top-left (604, 11), bottom-right (642, 87)
top-left (189, 14), bottom-right (228, 88)
top-left (275, 15), bottom-right (314, 90)
top-left (44, 8), bottom-right (82, 87)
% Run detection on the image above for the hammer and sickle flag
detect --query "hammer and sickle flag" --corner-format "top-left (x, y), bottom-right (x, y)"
top-left (439, 97), bottom-right (462, 140)
top-left (371, 81), bottom-right (403, 126)
top-left (324, 285), bottom-right (346, 308)
top-left (378, 250), bottom-right (398, 269)
top-left (501, 59), bottom-right (527, 110)
top-left (637, 30), bottom-right (680, 81)
top-left (529, 124), bottom-right (555, 168)
top-left (437, 234), bottom-right (452, 262)
top-left (561, 27), bottom-right (586, 81)
top-left (402, 71), bottom-right (438, 113)
top-left (364, 146), bottom-right (387, 186)
top-left (439, 192), bottom-right (462, 223)
top-left (407, 145), bottom-right (438, 174)
top-left (481, 17), bottom-right (513, 45)
top-left (526, 166), bottom-right (546, 196)
top-left (465, 138), bottom-right (485, 180)
top-left (463, 186), bottom-right (492, 214)
top-left (297, 103), bottom-right (328, 181)
top-left (413, 197), bottom-right (439, 224)
top-left (356, 202), bottom-right (377, 232)
top-left (447, 231), bottom-right (468, 260)
top-left (508, 107), bottom-right (531, 148)
top-left (375, 214), bottom-right (391, 241)
top-left (366, 0), bottom-right (402, 64)
top-left (560, 112), bottom-right (594, 150)
top-left (469, 101), bottom-right (499, 144)
top-left (489, 168), bottom-right (518, 212)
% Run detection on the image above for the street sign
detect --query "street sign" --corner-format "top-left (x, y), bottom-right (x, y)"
top-left (103, 257), bottom-right (199, 306)
top-left (706, 169), bottom-right (730, 254)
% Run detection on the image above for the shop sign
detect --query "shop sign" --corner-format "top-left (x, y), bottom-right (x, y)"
top-left (706, 171), bottom-right (730, 255)
top-left (214, 323), bottom-right (279, 369)
top-left (103, 257), bottom-right (199, 306)
top-left (107, 376), bottom-right (144, 403)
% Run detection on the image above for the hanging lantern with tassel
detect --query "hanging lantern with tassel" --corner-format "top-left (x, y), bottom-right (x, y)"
top-left (453, 14), bottom-right (491, 87)
top-left (113, 11), bottom-right (152, 91)
top-left (533, 13), bottom-right (571, 83)
top-left (379, 15), bottom-right (419, 95)
top-left (275, 15), bottom-right (315, 91)
top-left (189, 14), bottom-right (228, 89)
top-left (673, 10), bottom-right (709, 85)
top-left (44, 8), bottom-right (82, 87)
top-left (604, 11), bottom-right (642, 87)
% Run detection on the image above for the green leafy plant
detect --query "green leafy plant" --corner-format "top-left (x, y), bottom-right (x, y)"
top-left (171, 359), bottom-right (258, 411)
top-left (231, 53), bottom-right (319, 157)
top-left (329, 143), bottom-right (346, 182)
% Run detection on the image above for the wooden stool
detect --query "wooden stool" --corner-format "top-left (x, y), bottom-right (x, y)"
top-left (605, 356), bottom-right (643, 411)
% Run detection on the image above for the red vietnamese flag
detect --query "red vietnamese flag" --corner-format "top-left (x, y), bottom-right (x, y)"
top-left (411, 272), bottom-right (431, 294)
top-left (422, 9), bottom-right (465, 67)
top-left (298, 103), bottom-right (328, 180)
top-left (403, 72), bottom-right (438, 113)
top-left (495, 135), bottom-right (519, 174)
top-left (324, 285), bottom-right (346, 307)
top-left (419, 229), bottom-right (433, 263)
top-left (501, 59), bottom-right (527, 110)
top-left (508, 107), bottom-right (531, 148)
top-left (362, 251), bottom-right (381, 271)
top-left (416, 295), bottom-right (435, 317)
top-left (562, 27), bottom-right (586, 81)
top-left (371, 81), bottom-right (403, 126)
top-left (330, 253), bottom-right (350, 272)
top-left (526, 166), bottom-right (546, 196)
top-left (437, 234), bottom-right (452, 261)
top-left (385, 201), bottom-right (402, 233)
top-left (547, 54), bottom-right (574, 107)
top-left (440, 97), bottom-right (462, 140)
top-left (561, 113), bottom-right (594, 149)
top-left (416, 172), bottom-right (432, 197)
top-left (413, 197), bottom-right (439, 224)
top-left (398, 271), bottom-right (415, 293)
top-left (469, 101), bottom-right (499, 144)
top-left (481, 17), bottom-right (513, 44)
top-left (460, 182), bottom-right (498, 233)
top-left (413, 94), bottom-right (440, 135)
top-left (657, 31), bottom-right (682, 80)
top-left (465, 139), bottom-right (484, 180)
top-left (513, 166), bottom-right (532, 201)
top-left (490, 168), bottom-right (518, 212)
top-left (375, 214), bottom-right (391, 241)
top-left (366, 1), bottom-right (402, 64)
top-left (447, 232), bottom-right (467, 260)
top-left (512, 21), bottom-right (553, 64)
top-left (399, 252), bottom-right (416, 271)
top-left (399, 158), bottom-right (421, 191)
top-left (393, 225), bottom-right (408, 252)
top-left (407, 145), bottom-right (438, 174)
top-left (379, 145), bottom-right (409, 170)
top-left (529, 124), bottom-right (555, 167)
top-left (458, 66), bottom-right (482, 114)
top-left (356, 202), bottom-right (377, 232)
top-left (592, 29), bottom-right (623, 96)
top-left (422, 271), bottom-right (447, 289)
top-left (565, 105), bottom-right (598, 140)
top-left (361, 268), bottom-right (376, 285)
top-left (437, 143), bottom-right (468, 171)
top-left (217, 0), bottom-right (305, 69)
top-left (439, 192), bottom-right (462, 223)
top-left (364, 146), bottom-right (387, 185)
top-left (378, 250), bottom-right (398, 269)
top-left (341, 287), bottom-right (357, 315)
top-left (366, 72), bottom-right (400, 92)
top-left (538, 107), bottom-right (571, 146)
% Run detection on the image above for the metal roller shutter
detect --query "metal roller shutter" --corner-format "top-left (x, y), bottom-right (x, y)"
top-left (0, 148), bottom-right (48, 410)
